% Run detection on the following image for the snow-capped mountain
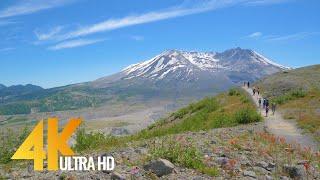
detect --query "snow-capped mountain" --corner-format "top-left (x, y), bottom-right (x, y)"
top-left (92, 47), bottom-right (288, 101)
top-left (121, 50), bottom-right (221, 81)
top-left (117, 47), bottom-right (288, 83)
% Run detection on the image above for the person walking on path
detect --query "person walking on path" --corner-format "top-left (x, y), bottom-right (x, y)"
top-left (265, 105), bottom-right (269, 117)
top-left (262, 98), bottom-right (266, 109)
top-left (271, 103), bottom-right (276, 115)
top-left (258, 98), bottom-right (262, 108)
top-left (265, 99), bottom-right (269, 108)
top-left (253, 88), bottom-right (256, 96)
top-left (247, 81), bottom-right (250, 88)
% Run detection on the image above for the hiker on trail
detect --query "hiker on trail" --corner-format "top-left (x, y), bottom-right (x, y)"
top-left (256, 87), bottom-right (260, 95)
top-left (265, 105), bottom-right (269, 117)
top-left (265, 99), bottom-right (269, 108)
top-left (258, 98), bottom-right (262, 108)
top-left (271, 103), bottom-right (276, 115)
top-left (247, 81), bottom-right (250, 88)
top-left (253, 88), bottom-right (256, 96)
top-left (262, 98), bottom-right (266, 109)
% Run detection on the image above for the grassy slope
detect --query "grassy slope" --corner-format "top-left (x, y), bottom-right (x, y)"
top-left (73, 88), bottom-right (261, 152)
top-left (255, 64), bottom-right (320, 140)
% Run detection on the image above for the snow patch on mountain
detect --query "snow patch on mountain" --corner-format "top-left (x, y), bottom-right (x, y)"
top-left (252, 51), bottom-right (290, 69)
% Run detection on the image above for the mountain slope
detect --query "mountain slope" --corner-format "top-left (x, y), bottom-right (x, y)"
top-left (0, 48), bottom-right (288, 115)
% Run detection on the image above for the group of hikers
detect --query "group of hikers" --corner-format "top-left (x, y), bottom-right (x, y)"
top-left (243, 81), bottom-right (276, 117)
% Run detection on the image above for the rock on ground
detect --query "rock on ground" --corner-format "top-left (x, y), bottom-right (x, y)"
top-left (143, 158), bottom-right (175, 177)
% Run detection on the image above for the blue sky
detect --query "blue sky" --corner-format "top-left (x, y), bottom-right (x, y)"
top-left (0, 0), bottom-right (319, 88)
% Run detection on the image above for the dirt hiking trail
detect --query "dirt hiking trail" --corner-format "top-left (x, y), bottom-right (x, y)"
top-left (243, 86), bottom-right (319, 152)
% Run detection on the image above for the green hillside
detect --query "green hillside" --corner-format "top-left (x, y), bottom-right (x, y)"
top-left (74, 88), bottom-right (261, 152)
top-left (255, 64), bottom-right (320, 140)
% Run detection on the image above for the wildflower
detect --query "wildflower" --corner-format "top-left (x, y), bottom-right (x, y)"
top-left (130, 166), bottom-right (140, 175)
top-left (229, 138), bottom-right (237, 145)
top-left (279, 137), bottom-right (286, 144)
top-left (303, 162), bottom-right (310, 172)
top-left (227, 159), bottom-right (237, 170)
top-left (285, 147), bottom-right (294, 153)
top-left (270, 135), bottom-right (276, 144)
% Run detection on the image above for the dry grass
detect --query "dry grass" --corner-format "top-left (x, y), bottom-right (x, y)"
top-left (280, 90), bottom-right (320, 140)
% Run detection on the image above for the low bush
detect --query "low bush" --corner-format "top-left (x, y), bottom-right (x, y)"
top-left (73, 128), bottom-right (124, 152)
top-left (234, 107), bottom-right (262, 124)
top-left (150, 137), bottom-right (219, 176)
top-left (273, 89), bottom-right (306, 105)
top-left (0, 127), bottom-right (29, 164)
top-left (228, 88), bottom-right (240, 96)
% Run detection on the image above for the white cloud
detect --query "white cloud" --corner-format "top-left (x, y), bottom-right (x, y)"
top-left (265, 32), bottom-right (319, 42)
top-left (40, 0), bottom-right (244, 41)
top-left (130, 35), bottom-right (144, 41)
top-left (0, 20), bottom-right (17, 26)
top-left (245, 31), bottom-right (319, 42)
top-left (0, 0), bottom-right (73, 18)
top-left (37, 0), bottom-right (293, 49)
top-left (48, 38), bottom-right (105, 50)
top-left (34, 26), bottom-right (63, 41)
top-left (0, 47), bottom-right (15, 52)
top-left (245, 0), bottom-right (292, 6)
top-left (247, 32), bottom-right (263, 38)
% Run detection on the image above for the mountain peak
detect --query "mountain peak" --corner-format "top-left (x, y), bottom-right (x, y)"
top-left (120, 48), bottom-right (289, 82)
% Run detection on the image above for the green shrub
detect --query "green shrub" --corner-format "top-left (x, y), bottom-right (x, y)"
top-left (240, 95), bottom-right (250, 103)
top-left (273, 89), bottom-right (306, 105)
top-left (0, 127), bottom-right (30, 164)
top-left (228, 88), bottom-right (240, 96)
top-left (173, 108), bottom-right (189, 119)
top-left (290, 89), bottom-right (306, 98)
top-left (172, 97), bottom-right (218, 119)
top-left (234, 107), bottom-right (262, 124)
top-left (73, 128), bottom-right (123, 152)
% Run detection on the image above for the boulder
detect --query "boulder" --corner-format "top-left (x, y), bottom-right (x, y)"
top-left (111, 172), bottom-right (126, 180)
top-left (143, 159), bottom-right (174, 177)
top-left (256, 161), bottom-right (268, 169)
top-left (215, 157), bottom-right (229, 166)
top-left (283, 164), bottom-right (306, 179)
top-left (243, 170), bottom-right (256, 178)
top-left (265, 175), bottom-right (273, 180)
top-left (111, 128), bottom-right (129, 136)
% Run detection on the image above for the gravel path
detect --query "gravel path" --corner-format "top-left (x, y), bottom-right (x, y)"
top-left (242, 86), bottom-right (319, 152)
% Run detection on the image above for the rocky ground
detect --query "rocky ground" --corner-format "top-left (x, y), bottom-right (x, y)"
top-left (1, 122), bottom-right (319, 180)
